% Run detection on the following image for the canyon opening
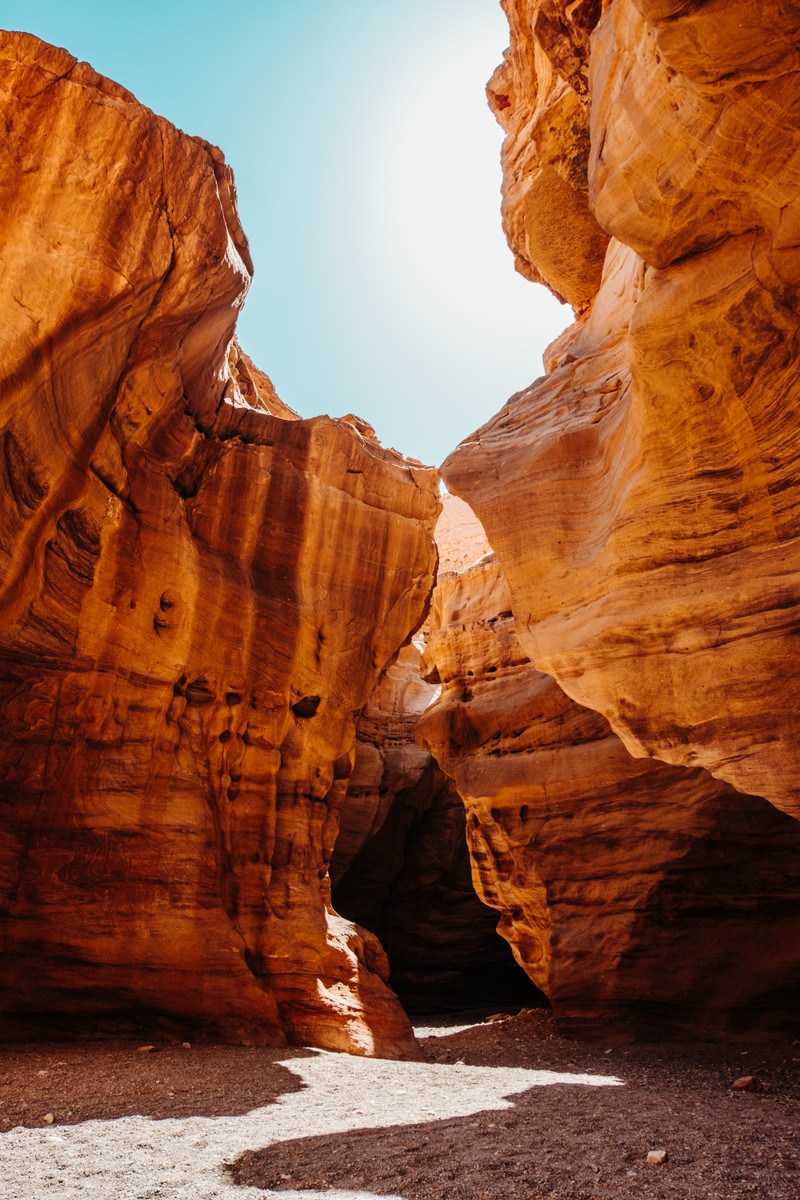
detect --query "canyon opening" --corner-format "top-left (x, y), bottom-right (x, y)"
top-left (0, 3), bottom-right (799, 1199)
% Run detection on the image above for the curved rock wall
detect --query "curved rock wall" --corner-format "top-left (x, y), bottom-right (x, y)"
top-left (418, 551), bottom-right (800, 1038)
top-left (0, 33), bottom-right (439, 1055)
top-left (333, 630), bottom-right (543, 1014)
top-left (5, 5), bottom-right (800, 1055)
top-left (446, 1), bottom-right (800, 820)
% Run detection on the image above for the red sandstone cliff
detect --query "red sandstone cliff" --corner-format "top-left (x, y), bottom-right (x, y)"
top-left (445, 1), bottom-right (800, 820)
top-left (417, 548), bottom-right (800, 1037)
top-left (5, 2), bottom-right (800, 1055)
top-left (0, 32), bottom-right (439, 1054)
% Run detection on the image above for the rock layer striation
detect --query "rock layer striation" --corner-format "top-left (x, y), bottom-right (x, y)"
top-left (0, 33), bottom-right (439, 1055)
top-left (447, 1), bottom-right (800, 820)
top-left (418, 548), bottom-right (800, 1037)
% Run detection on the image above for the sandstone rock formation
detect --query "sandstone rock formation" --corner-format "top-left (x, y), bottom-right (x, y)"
top-left (0, 32), bottom-right (439, 1055)
top-left (446, 1), bottom-right (800, 821)
top-left (418, 547), bottom-right (800, 1037)
top-left (434, 493), bottom-right (493, 574)
top-left (332, 590), bottom-right (542, 1015)
top-left (486, 0), bottom-right (609, 311)
top-left (331, 640), bottom-right (436, 885)
top-left (332, 495), bottom-right (542, 1014)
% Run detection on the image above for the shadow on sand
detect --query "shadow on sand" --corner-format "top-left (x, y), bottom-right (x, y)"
top-left (0, 1041), bottom-right (312, 1127)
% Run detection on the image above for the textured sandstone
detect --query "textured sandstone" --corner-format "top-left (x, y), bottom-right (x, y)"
top-left (417, 550), bottom-right (800, 1037)
top-left (333, 598), bottom-right (541, 1014)
top-left (335, 766), bottom-right (543, 1015)
top-left (486, 0), bottom-right (609, 310)
top-left (434, 492), bottom-right (493, 574)
top-left (0, 32), bottom-right (439, 1055)
top-left (330, 639), bottom-right (436, 885)
top-left (332, 495), bottom-right (540, 1013)
top-left (446, 1), bottom-right (800, 819)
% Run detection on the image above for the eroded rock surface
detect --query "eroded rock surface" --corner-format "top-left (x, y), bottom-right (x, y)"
top-left (0, 32), bottom-right (439, 1055)
top-left (333, 497), bottom-right (541, 1013)
top-left (486, 0), bottom-right (609, 311)
top-left (418, 550), bottom-right (800, 1037)
top-left (330, 640), bottom-right (436, 886)
top-left (446, 0), bottom-right (800, 820)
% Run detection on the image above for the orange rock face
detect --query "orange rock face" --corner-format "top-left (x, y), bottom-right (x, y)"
top-left (331, 640), bottom-right (437, 885)
top-left (446, 2), bottom-right (800, 820)
top-left (418, 549), bottom-right (800, 1037)
top-left (333, 587), bottom-right (542, 1015)
top-left (0, 33), bottom-right (438, 1055)
top-left (486, 0), bottom-right (609, 310)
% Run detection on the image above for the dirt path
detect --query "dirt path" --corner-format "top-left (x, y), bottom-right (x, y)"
top-left (0, 1011), bottom-right (797, 1199)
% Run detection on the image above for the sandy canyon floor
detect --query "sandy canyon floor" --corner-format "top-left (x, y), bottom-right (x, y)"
top-left (0, 1010), bottom-right (797, 1200)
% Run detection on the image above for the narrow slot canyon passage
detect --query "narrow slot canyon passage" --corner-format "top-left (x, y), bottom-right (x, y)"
top-left (330, 489), bottom-right (547, 1020)
top-left (330, 764), bottom-right (547, 1017)
top-left (3, 7), bottom-right (800, 1197)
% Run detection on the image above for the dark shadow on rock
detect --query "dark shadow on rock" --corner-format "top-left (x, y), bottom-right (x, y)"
top-left (0, 1041), bottom-right (311, 1128)
top-left (333, 769), bottom-right (546, 1015)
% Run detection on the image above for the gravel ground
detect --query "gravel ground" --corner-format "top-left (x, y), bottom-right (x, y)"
top-left (0, 1010), bottom-right (797, 1199)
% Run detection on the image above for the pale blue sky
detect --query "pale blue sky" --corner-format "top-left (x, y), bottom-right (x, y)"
top-left (3, 2), bottom-right (568, 466)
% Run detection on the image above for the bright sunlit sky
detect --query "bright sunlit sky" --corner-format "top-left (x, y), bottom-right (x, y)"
top-left (4, 1), bottom-right (568, 466)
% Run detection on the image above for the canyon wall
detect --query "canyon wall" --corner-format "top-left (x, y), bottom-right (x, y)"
top-left (4, 2), bottom-right (800, 1055)
top-left (331, 641), bottom-right (436, 886)
top-left (417, 550), bottom-right (800, 1037)
top-left (416, 0), bottom-right (800, 1038)
top-left (447, 0), bottom-right (800, 819)
top-left (0, 32), bottom-right (439, 1055)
